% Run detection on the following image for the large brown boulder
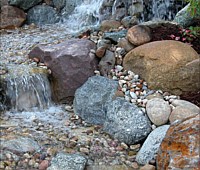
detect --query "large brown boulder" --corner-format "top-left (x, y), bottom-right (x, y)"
top-left (29, 39), bottom-right (98, 104)
top-left (0, 5), bottom-right (26, 29)
top-left (157, 114), bottom-right (200, 169)
top-left (123, 40), bottom-right (200, 95)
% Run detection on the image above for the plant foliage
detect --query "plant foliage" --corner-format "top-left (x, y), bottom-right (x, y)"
top-left (185, 0), bottom-right (200, 16)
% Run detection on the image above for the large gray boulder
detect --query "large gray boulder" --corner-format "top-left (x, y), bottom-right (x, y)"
top-left (136, 125), bottom-right (170, 165)
top-left (104, 98), bottom-right (152, 145)
top-left (26, 5), bottom-right (60, 25)
top-left (73, 76), bottom-right (118, 125)
top-left (8, 0), bottom-right (42, 10)
top-left (29, 39), bottom-right (98, 104)
top-left (47, 153), bottom-right (87, 170)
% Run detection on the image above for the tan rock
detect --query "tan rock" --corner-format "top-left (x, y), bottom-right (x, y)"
top-left (127, 25), bottom-right (151, 46)
top-left (0, 5), bottom-right (26, 29)
top-left (123, 40), bottom-right (200, 95)
top-left (117, 38), bottom-right (135, 52)
top-left (169, 106), bottom-right (198, 124)
top-left (170, 99), bottom-right (200, 113)
top-left (157, 114), bottom-right (200, 169)
top-left (95, 46), bottom-right (106, 58)
top-left (100, 20), bottom-right (121, 31)
top-left (39, 160), bottom-right (49, 170)
top-left (140, 164), bottom-right (156, 170)
top-left (146, 98), bottom-right (171, 126)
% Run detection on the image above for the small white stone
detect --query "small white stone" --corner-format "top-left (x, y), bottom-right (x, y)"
top-left (120, 76), bottom-right (125, 79)
top-left (94, 70), bottom-right (100, 75)
top-left (119, 80), bottom-right (127, 87)
top-left (134, 75), bottom-right (139, 80)
top-left (131, 99), bottom-right (137, 103)
top-left (152, 124), bottom-right (157, 130)
top-left (124, 76), bottom-right (130, 80)
top-left (130, 91), bottom-right (138, 99)
top-left (115, 65), bottom-right (123, 72)
top-left (135, 91), bottom-right (140, 96)
top-left (137, 99), bottom-right (142, 103)
top-left (142, 99), bottom-right (148, 105)
top-left (125, 95), bottom-right (131, 101)
top-left (112, 76), bottom-right (118, 80)
top-left (122, 88), bottom-right (127, 92)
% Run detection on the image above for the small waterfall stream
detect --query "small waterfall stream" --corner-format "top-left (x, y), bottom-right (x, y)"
top-left (63, 0), bottom-right (104, 31)
top-left (1, 65), bottom-right (52, 112)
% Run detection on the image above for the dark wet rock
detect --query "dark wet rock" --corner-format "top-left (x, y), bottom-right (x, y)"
top-left (99, 50), bottom-right (115, 76)
top-left (103, 30), bottom-right (127, 44)
top-left (0, 5), bottom-right (26, 29)
top-left (136, 125), bottom-right (170, 165)
top-left (121, 16), bottom-right (138, 28)
top-left (27, 5), bottom-right (60, 25)
top-left (60, 0), bottom-right (81, 17)
top-left (73, 76), bottom-right (118, 125)
top-left (47, 152), bottom-right (87, 170)
top-left (29, 39), bottom-right (98, 104)
top-left (52, 0), bottom-right (65, 11)
top-left (1, 136), bottom-right (41, 153)
top-left (8, 0), bottom-right (42, 10)
top-left (104, 98), bottom-right (152, 145)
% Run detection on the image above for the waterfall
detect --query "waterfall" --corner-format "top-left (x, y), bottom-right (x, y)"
top-left (1, 65), bottom-right (52, 112)
top-left (63, 0), bottom-right (104, 31)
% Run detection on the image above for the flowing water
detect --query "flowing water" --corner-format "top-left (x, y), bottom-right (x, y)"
top-left (62, 0), bottom-right (104, 31)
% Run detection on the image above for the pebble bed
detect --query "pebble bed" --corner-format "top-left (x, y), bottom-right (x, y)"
top-left (0, 24), bottom-right (180, 170)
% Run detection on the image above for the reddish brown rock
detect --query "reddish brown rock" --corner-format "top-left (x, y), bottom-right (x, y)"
top-left (100, 20), bottom-right (121, 31)
top-left (140, 164), bottom-right (156, 170)
top-left (157, 115), bottom-right (200, 170)
top-left (123, 40), bottom-right (200, 95)
top-left (29, 39), bottom-right (98, 104)
top-left (127, 25), bottom-right (151, 46)
top-left (39, 160), bottom-right (49, 170)
top-left (95, 46), bottom-right (106, 58)
top-left (0, 5), bottom-right (26, 29)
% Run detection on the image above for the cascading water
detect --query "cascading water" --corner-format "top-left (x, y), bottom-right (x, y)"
top-left (142, 0), bottom-right (186, 21)
top-left (0, 65), bottom-right (52, 112)
top-left (60, 0), bottom-right (186, 31)
top-left (63, 0), bottom-right (104, 31)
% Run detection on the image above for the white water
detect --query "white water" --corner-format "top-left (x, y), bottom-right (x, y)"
top-left (63, 0), bottom-right (104, 31)
top-left (4, 65), bottom-right (52, 111)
